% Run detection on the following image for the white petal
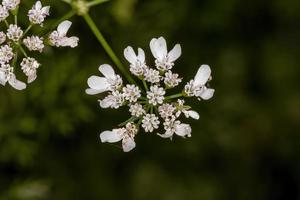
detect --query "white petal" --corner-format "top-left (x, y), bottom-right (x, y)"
top-left (99, 97), bottom-right (112, 108)
top-left (137, 48), bottom-right (145, 63)
top-left (0, 71), bottom-right (6, 86)
top-left (150, 38), bottom-right (158, 58)
top-left (168, 44), bottom-right (181, 62)
top-left (157, 130), bottom-right (174, 138)
top-left (59, 37), bottom-right (79, 48)
top-left (98, 64), bottom-right (115, 79)
top-left (122, 137), bottom-right (136, 152)
top-left (175, 124), bottom-right (192, 138)
top-left (35, 1), bottom-right (42, 9)
top-left (87, 76), bottom-right (109, 90)
top-left (194, 64), bottom-right (211, 86)
top-left (42, 6), bottom-right (50, 15)
top-left (100, 130), bottom-right (122, 143)
top-left (57, 20), bottom-right (72, 36)
top-left (200, 88), bottom-right (215, 100)
top-left (124, 46), bottom-right (137, 64)
top-left (8, 75), bottom-right (26, 90)
top-left (154, 37), bottom-right (167, 60)
top-left (27, 74), bottom-right (37, 83)
top-left (187, 110), bottom-right (200, 120)
top-left (85, 88), bottom-right (102, 95)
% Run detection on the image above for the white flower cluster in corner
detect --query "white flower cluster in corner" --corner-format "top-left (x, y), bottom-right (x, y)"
top-left (0, 1), bottom-right (79, 90)
top-left (86, 36), bottom-right (215, 152)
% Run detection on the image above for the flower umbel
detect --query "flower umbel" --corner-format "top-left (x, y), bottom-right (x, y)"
top-left (86, 36), bottom-right (215, 152)
top-left (0, 1), bottom-right (79, 90)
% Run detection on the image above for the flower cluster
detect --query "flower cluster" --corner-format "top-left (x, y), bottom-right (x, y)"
top-left (0, 0), bottom-right (79, 90)
top-left (86, 37), bottom-right (214, 152)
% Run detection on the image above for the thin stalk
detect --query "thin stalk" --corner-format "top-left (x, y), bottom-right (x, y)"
top-left (118, 116), bottom-right (138, 127)
top-left (23, 25), bottom-right (32, 36)
top-left (12, 51), bottom-right (18, 68)
top-left (88, 0), bottom-right (109, 7)
top-left (142, 79), bottom-right (148, 91)
top-left (82, 13), bottom-right (135, 84)
top-left (165, 93), bottom-right (183, 100)
top-left (14, 15), bottom-right (17, 25)
top-left (19, 45), bottom-right (28, 57)
top-left (4, 20), bottom-right (9, 28)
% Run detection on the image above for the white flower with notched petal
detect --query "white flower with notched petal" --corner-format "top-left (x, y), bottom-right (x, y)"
top-left (23, 36), bottom-right (44, 52)
top-left (99, 90), bottom-right (124, 109)
top-left (124, 46), bottom-right (147, 77)
top-left (28, 1), bottom-right (50, 25)
top-left (100, 122), bottom-right (137, 152)
top-left (0, 32), bottom-right (6, 44)
top-left (2, 0), bottom-right (20, 11)
top-left (142, 114), bottom-right (160, 133)
top-left (0, 45), bottom-right (13, 64)
top-left (146, 85), bottom-right (165, 106)
top-left (158, 117), bottom-right (192, 139)
top-left (0, 64), bottom-right (26, 90)
top-left (184, 64), bottom-right (215, 100)
top-left (150, 36), bottom-right (181, 71)
top-left (175, 99), bottom-right (200, 120)
top-left (49, 20), bottom-right (79, 48)
top-left (86, 64), bottom-right (123, 95)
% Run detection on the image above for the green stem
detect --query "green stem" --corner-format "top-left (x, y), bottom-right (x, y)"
top-left (4, 20), bottom-right (9, 28)
top-left (165, 93), bottom-right (183, 100)
top-left (19, 45), bottom-right (28, 57)
top-left (142, 79), bottom-right (148, 91)
top-left (14, 15), bottom-right (17, 25)
top-left (12, 51), bottom-right (18, 68)
top-left (87, 0), bottom-right (109, 7)
top-left (118, 116), bottom-right (138, 127)
top-left (82, 13), bottom-right (135, 84)
top-left (23, 25), bottom-right (32, 36)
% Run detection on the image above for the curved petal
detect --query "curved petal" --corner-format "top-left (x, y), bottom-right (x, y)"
top-left (187, 110), bottom-right (200, 120)
top-left (87, 75), bottom-right (109, 90)
top-left (8, 75), bottom-right (26, 90)
top-left (150, 38), bottom-right (158, 58)
top-left (137, 48), bottom-right (145, 63)
top-left (0, 71), bottom-right (6, 86)
top-left (124, 46), bottom-right (137, 64)
top-left (59, 37), bottom-right (79, 48)
top-left (155, 37), bottom-right (167, 60)
top-left (157, 130), bottom-right (174, 138)
top-left (168, 44), bottom-right (181, 62)
top-left (175, 123), bottom-right (192, 138)
top-left (85, 88), bottom-right (103, 95)
top-left (42, 6), bottom-right (50, 15)
top-left (99, 96), bottom-right (113, 108)
top-left (100, 130), bottom-right (122, 143)
top-left (57, 20), bottom-right (72, 36)
top-left (35, 1), bottom-right (42, 9)
top-left (200, 88), bottom-right (215, 100)
top-left (194, 65), bottom-right (211, 86)
top-left (122, 137), bottom-right (136, 152)
top-left (99, 64), bottom-right (115, 79)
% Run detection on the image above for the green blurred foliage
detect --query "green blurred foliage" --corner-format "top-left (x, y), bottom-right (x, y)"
top-left (0, 0), bottom-right (300, 199)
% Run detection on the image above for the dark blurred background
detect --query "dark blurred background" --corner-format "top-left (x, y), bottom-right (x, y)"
top-left (0, 0), bottom-right (300, 199)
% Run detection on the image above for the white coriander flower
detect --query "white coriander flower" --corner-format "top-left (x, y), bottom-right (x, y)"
top-left (2, 0), bottom-right (20, 11)
top-left (86, 64), bottom-right (123, 95)
top-left (147, 85), bottom-right (165, 106)
top-left (0, 32), bottom-right (6, 44)
top-left (6, 24), bottom-right (23, 42)
top-left (0, 64), bottom-right (26, 90)
top-left (0, 5), bottom-right (9, 21)
top-left (158, 117), bottom-right (192, 139)
top-left (123, 84), bottom-right (141, 103)
top-left (129, 103), bottom-right (145, 117)
top-left (175, 99), bottom-right (199, 120)
top-left (20, 57), bottom-right (40, 83)
top-left (23, 36), bottom-right (44, 52)
top-left (142, 113), bottom-right (160, 132)
top-left (99, 90), bottom-right (124, 109)
top-left (28, 1), bottom-right (50, 25)
top-left (150, 36), bottom-right (181, 71)
top-left (49, 20), bottom-right (79, 48)
top-left (144, 68), bottom-right (160, 83)
top-left (100, 122), bottom-right (137, 152)
top-left (184, 64), bottom-right (215, 100)
top-left (6, 24), bottom-right (23, 41)
top-left (124, 46), bottom-right (147, 77)
top-left (158, 103), bottom-right (176, 119)
top-left (0, 45), bottom-right (14, 64)
top-left (164, 70), bottom-right (182, 88)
